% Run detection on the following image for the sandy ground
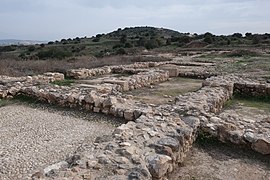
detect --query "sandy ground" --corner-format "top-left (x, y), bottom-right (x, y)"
top-left (0, 104), bottom-right (118, 180)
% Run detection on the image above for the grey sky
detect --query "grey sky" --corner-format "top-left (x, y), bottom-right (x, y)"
top-left (0, 0), bottom-right (269, 40)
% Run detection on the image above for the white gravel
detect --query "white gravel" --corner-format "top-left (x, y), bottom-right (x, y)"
top-left (0, 104), bottom-right (117, 180)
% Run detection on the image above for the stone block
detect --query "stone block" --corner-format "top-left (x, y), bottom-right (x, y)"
top-left (104, 80), bottom-right (129, 91)
top-left (93, 107), bottom-right (101, 113)
top-left (124, 110), bottom-right (134, 121)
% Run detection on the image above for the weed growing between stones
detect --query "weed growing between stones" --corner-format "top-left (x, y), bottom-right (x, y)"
top-left (196, 131), bottom-right (221, 146)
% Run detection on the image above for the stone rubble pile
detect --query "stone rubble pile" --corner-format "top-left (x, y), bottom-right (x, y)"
top-left (0, 73), bottom-right (64, 99)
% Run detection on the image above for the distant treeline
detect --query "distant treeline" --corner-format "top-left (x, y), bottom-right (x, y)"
top-left (1, 27), bottom-right (269, 60)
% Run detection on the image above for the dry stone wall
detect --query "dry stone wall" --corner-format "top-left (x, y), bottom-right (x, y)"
top-left (0, 73), bottom-right (64, 99)
top-left (66, 62), bottom-right (169, 79)
top-left (234, 82), bottom-right (270, 97)
top-left (0, 63), bottom-right (269, 179)
top-left (176, 75), bottom-right (270, 155)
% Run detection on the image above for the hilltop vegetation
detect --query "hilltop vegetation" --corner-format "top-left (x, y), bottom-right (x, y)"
top-left (1, 26), bottom-right (270, 61)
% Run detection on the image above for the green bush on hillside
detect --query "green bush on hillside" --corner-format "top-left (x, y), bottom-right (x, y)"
top-left (37, 48), bottom-right (72, 59)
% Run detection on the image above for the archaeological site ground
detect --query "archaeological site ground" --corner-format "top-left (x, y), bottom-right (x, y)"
top-left (0, 28), bottom-right (270, 180)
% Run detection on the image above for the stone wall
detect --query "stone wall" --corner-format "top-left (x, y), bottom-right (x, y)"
top-left (178, 71), bottom-right (216, 79)
top-left (20, 84), bottom-right (152, 121)
top-left (0, 73), bottom-right (64, 99)
top-left (1, 65), bottom-right (269, 180)
top-left (234, 82), bottom-right (270, 97)
top-left (199, 75), bottom-right (269, 155)
top-left (66, 62), bottom-right (169, 79)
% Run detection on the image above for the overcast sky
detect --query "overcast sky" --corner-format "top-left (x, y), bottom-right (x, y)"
top-left (0, 0), bottom-right (269, 41)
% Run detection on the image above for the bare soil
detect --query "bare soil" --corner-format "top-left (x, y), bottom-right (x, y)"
top-left (125, 77), bottom-right (203, 105)
top-left (169, 100), bottom-right (270, 180)
top-left (169, 141), bottom-right (270, 180)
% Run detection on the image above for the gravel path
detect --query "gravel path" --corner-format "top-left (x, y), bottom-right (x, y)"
top-left (0, 104), bottom-right (118, 180)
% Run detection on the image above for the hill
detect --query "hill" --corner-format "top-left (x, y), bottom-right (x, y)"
top-left (106, 26), bottom-right (183, 38)
top-left (0, 26), bottom-right (270, 60)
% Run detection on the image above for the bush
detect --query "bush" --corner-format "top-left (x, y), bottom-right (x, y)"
top-left (28, 46), bottom-right (35, 52)
top-left (113, 44), bottom-right (124, 49)
top-left (145, 39), bottom-right (160, 49)
top-left (115, 48), bottom-right (127, 55)
top-left (224, 49), bottom-right (259, 57)
top-left (37, 48), bottom-right (72, 59)
top-left (0, 45), bottom-right (16, 52)
top-left (92, 37), bottom-right (100, 42)
top-left (252, 35), bottom-right (261, 44)
top-left (204, 35), bottom-right (213, 44)
top-left (124, 42), bottom-right (133, 48)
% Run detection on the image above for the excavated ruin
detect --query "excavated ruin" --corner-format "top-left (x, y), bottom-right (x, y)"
top-left (0, 60), bottom-right (269, 179)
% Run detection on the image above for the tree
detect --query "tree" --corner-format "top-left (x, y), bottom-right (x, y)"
top-left (252, 35), bottom-right (261, 44)
top-left (203, 32), bottom-right (213, 38)
top-left (245, 32), bottom-right (252, 38)
top-left (232, 33), bottom-right (242, 38)
top-left (92, 37), bottom-right (100, 42)
top-left (178, 36), bottom-right (191, 44)
top-left (145, 39), bottom-right (159, 49)
top-left (204, 35), bottom-right (213, 44)
top-left (227, 39), bottom-right (231, 45)
top-left (137, 37), bottom-right (147, 47)
top-left (166, 39), bottom-right (172, 45)
top-left (120, 34), bottom-right (127, 44)
top-left (124, 42), bottom-right (133, 48)
top-left (115, 48), bottom-right (126, 55)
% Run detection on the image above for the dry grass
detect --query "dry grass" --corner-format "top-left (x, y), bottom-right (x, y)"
top-left (0, 55), bottom-right (170, 77)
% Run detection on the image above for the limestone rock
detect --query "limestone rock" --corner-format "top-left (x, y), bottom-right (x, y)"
top-left (157, 137), bottom-right (180, 152)
top-left (147, 154), bottom-right (172, 178)
top-left (252, 138), bottom-right (270, 155)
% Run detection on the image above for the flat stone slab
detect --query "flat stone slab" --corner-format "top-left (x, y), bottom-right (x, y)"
top-left (0, 104), bottom-right (117, 179)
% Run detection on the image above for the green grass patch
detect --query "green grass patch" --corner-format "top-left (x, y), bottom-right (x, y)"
top-left (0, 95), bottom-right (40, 107)
top-left (51, 79), bottom-right (75, 86)
top-left (0, 99), bottom-right (12, 107)
top-left (225, 94), bottom-right (270, 110)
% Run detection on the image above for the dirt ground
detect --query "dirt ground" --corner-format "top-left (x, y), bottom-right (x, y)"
top-left (169, 99), bottom-right (270, 180)
top-left (125, 77), bottom-right (203, 105)
top-left (169, 141), bottom-right (270, 180)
